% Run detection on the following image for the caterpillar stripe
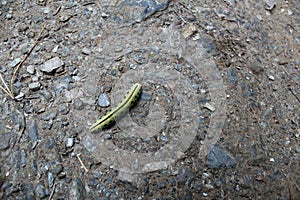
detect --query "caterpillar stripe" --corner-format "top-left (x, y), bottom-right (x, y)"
top-left (90, 83), bottom-right (142, 132)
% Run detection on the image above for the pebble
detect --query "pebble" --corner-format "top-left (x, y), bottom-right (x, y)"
top-left (141, 92), bottom-right (152, 101)
top-left (295, 146), bottom-right (300, 153)
top-left (58, 103), bottom-right (70, 115)
top-left (104, 134), bottom-right (112, 140)
top-left (98, 93), bottom-right (110, 107)
top-left (40, 57), bottom-right (64, 73)
top-left (39, 89), bottom-right (53, 101)
top-left (6, 13), bottom-right (13, 20)
top-left (28, 82), bottom-right (41, 90)
top-left (50, 164), bottom-right (63, 175)
top-left (69, 178), bottom-right (85, 200)
top-left (21, 183), bottom-right (35, 200)
top-left (157, 181), bottom-right (166, 189)
top-left (206, 145), bottom-right (236, 169)
top-left (66, 138), bottom-right (74, 148)
top-left (35, 182), bottom-right (46, 198)
top-left (10, 58), bottom-right (21, 67)
top-left (17, 149), bottom-right (27, 169)
top-left (82, 47), bottom-right (91, 55)
top-left (48, 172), bottom-right (55, 188)
top-left (204, 102), bottom-right (215, 112)
top-left (160, 135), bottom-right (168, 142)
top-left (264, 0), bottom-right (277, 10)
top-left (42, 111), bottom-right (57, 121)
top-left (26, 65), bottom-right (35, 74)
top-left (74, 98), bottom-right (85, 110)
top-left (0, 132), bottom-right (11, 150)
top-left (176, 167), bottom-right (195, 186)
top-left (27, 119), bottom-right (38, 145)
top-left (268, 75), bottom-right (275, 80)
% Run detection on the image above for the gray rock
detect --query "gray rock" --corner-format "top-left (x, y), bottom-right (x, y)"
top-left (66, 138), bottom-right (74, 148)
top-left (82, 47), bottom-right (91, 55)
top-left (0, 132), bottom-right (11, 150)
top-left (40, 57), bottom-right (64, 73)
top-left (21, 183), bottom-right (35, 200)
top-left (69, 178), bottom-right (86, 200)
top-left (176, 167), bottom-right (195, 186)
top-left (42, 111), bottom-right (57, 121)
top-left (206, 145), bottom-right (236, 169)
top-left (35, 182), bottom-right (46, 198)
top-left (39, 89), bottom-right (53, 101)
top-left (48, 172), bottom-right (55, 188)
top-left (97, 93), bottom-right (110, 107)
top-left (28, 82), bottom-right (41, 90)
top-left (17, 149), bottom-right (27, 169)
top-left (26, 65), bottom-right (35, 74)
top-left (27, 119), bottom-right (38, 144)
top-left (141, 92), bottom-right (152, 101)
top-left (58, 103), bottom-right (70, 115)
top-left (10, 58), bottom-right (21, 67)
top-left (50, 164), bottom-right (63, 175)
top-left (74, 98), bottom-right (85, 110)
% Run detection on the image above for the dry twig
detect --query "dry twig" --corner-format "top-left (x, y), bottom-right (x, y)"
top-left (48, 183), bottom-right (57, 200)
top-left (77, 153), bottom-right (89, 173)
top-left (0, 21), bottom-right (48, 99)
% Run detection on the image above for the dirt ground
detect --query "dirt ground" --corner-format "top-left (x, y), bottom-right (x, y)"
top-left (0, 0), bottom-right (299, 199)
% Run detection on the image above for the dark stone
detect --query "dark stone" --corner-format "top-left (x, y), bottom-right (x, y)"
top-left (0, 132), bottom-right (12, 150)
top-left (206, 145), bottom-right (236, 169)
top-left (176, 167), bottom-right (195, 186)
top-left (69, 178), bottom-right (86, 200)
top-left (35, 182), bottom-right (46, 198)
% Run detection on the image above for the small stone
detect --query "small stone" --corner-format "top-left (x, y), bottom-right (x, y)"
top-left (268, 75), bottom-right (275, 80)
top-left (10, 58), bottom-right (21, 67)
top-left (48, 172), bottom-right (55, 188)
top-left (82, 47), bottom-right (91, 55)
top-left (69, 178), bottom-right (85, 200)
top-left (40, 57), bottom-right (64, 73)
top-left (264, 0), bottom-right (277, 10)
top-left (157, 181), bottom-right (166, 189)
top-left (17, 149), bottom-right (27, 168)
top-left (160, 135), bottom-right (168, 142)
top-left (204, 102), bottom-right (215, 112)
top-left (35, 183), bottom-right (46, 198)
top-left (141, 92), bottom-right (152, 101)
top-left (74, 98), bottom-right (85, 110)
top-left (27, 65), bottom-right (35, 74)
top-left (206, 145), bottom-right (236, 169)
top-left (0, 132), bottom-right (11, 150)
top-left (15, 92), bottom-right (25, 101)
top-left (28, 82), bottom-right (41, 90)
top-left (104, 134), bottom-right (112, 140)
top-left (27, 119), bottom-right (38, 144)
top-left (176, 167), bottom-right (195, 186)
top-left (97, 93), bottom-right (110, 107)
top-left (59, 103), bottom-right (70, 115)
top-left (6, 13), bottom-right (13, 20)
top-left (32, 76), bottom-right (39, 82)
top-left (66, 138), bottom-right (74, 148)
top-left (50, 164), bottom-right (63, 175)
top-left (42, 111), bottom-right (57, 121)
top-left (39, 89), bottom-right (53, 101)
top-left (295, 146), bottom-right (300, 153)
top-left (43, 7), bottom-right (50, 14)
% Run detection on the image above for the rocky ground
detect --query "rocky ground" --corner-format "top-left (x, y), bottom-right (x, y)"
top-left (0, 0), bottom-right (299, 199)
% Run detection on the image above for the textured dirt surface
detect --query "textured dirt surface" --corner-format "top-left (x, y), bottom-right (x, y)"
top-left (0, 0), bottom-right (299, 199)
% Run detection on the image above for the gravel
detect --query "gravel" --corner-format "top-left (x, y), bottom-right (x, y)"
top-left (40, 57), bottom-right (64, 74)
top-left (0, 0), bottom-right (299, 199)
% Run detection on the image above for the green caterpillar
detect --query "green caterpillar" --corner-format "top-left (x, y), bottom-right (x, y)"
top-left (90, 83), bottom-right (142, 132)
